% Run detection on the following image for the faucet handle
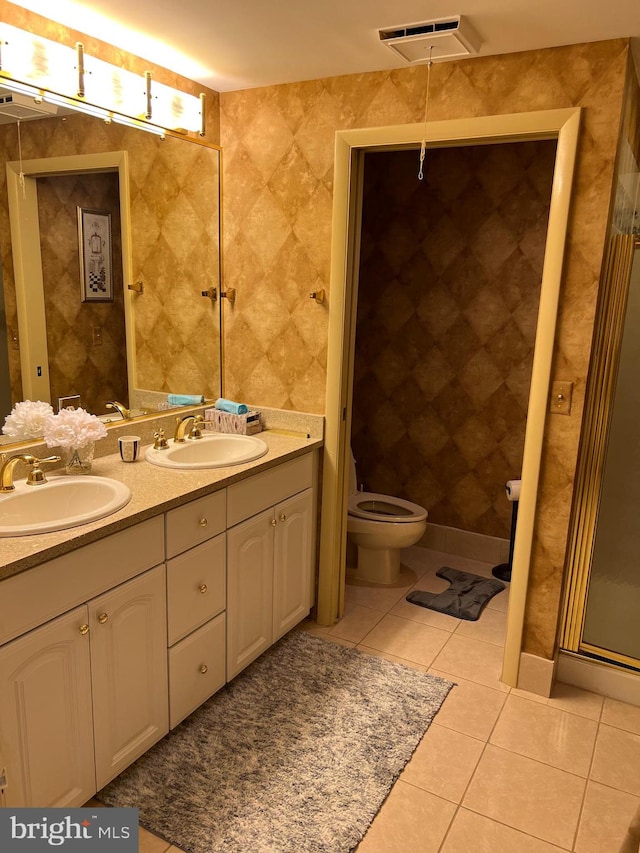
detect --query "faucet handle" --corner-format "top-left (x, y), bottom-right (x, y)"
top-left (189, 414), bottom-right (205, 440)
top-left (26, 455), bottom-right (61, 486)
top-left (153, 429), bottom-right (169, 450)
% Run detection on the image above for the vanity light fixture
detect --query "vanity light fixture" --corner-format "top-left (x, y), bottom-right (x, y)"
top-left (0, 22), bottom-right (206, 138)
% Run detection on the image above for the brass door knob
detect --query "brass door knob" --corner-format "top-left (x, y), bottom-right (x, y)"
top-left (199, 583), bottom-right (208, 594)
top-left (270, 518), bottom-right (277, 527)
top-left (279, 513), bottom-right (286, 522)
top-left (98, 612), bottom-right (109, 624)
top-left (79, 624), bottom-right (89, 635)
top-left (199, 517), bottom-right (208, 527)
top-left (199, 664), bottom-right (208, 674)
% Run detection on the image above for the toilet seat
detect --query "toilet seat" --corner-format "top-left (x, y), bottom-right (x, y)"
top-left (348, 491), bottom-right (428, 524)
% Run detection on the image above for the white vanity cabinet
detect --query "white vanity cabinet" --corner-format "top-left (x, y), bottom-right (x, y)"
top-left (226, 454), bottom-right (315, 679)
top-left (0, 517), bottom-right (167, 807)
top-left (165, 490), bottom-right (227, 729)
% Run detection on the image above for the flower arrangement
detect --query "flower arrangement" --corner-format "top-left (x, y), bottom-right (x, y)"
top-left (2, 400), bottom-right (54, 439)
top-left (43, 406), bottom-right (107, 449)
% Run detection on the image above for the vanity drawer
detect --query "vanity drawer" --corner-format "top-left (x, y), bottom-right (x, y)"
top-left (0, 517), bottom-right (165, 646)
top-left (227, 453), bottom-right (313, 526)
top-left (168, 613), bottom-right (226, 728)
top-left (165, 490), bottom-right (226, 558)
top-left (166, 534), bottom-right (226, 645)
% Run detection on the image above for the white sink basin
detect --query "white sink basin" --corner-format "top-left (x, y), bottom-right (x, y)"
top-left (145, 433), bottom-right (268, 470)
top-left (0, 476), bottom-right (131, 537)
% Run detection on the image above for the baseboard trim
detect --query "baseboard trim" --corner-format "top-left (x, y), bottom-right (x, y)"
top-left (419, 522), bottom-right (510, 565)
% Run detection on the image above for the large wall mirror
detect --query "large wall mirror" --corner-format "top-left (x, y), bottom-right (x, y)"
top-left (0, 106), bottom-right (222, 447)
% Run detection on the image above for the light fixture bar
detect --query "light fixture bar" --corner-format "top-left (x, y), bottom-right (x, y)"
top-left (0, 22), bottom-right (205, 137)
top-left (145, 71), bottom-right (152, 120)
top-left (76, 41), bottom-right (85, 98)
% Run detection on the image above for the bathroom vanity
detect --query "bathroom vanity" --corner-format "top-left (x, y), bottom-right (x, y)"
top-left (0, 431), bottom-right (320, 808)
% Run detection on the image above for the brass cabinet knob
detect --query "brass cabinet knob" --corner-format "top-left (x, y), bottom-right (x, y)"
top-left (98, 612), bottom-right (109, 624)
top-left (279, 513), bottom-right (286, 522)
top-left (270, 518), bottom-right (277, 527)
top-left (79, 624), bottom-right (89, 635)
top-left (199, 664), bottom-right (208, 674)
top-left (199, 517), bottom-right (208, 527)
top-left (199, 583), bottom-right (207, 594)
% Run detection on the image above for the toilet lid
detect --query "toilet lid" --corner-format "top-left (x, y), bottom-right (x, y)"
top-left (348, 491), bottom-right (428, 523)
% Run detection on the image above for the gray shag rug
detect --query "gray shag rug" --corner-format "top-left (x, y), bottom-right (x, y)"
top-left (97, 631), bottom-right (453, 853)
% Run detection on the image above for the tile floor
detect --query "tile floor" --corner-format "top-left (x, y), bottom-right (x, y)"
top-left (120, 545), bottom-right (640, 852)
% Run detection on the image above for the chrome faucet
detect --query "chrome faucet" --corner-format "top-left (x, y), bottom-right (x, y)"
top-left (106, 400), bottom-right (131, 420)
top-left (174, 414), bottom-right (205, 443)
top-left (0, 454), bottom-right (61, 492)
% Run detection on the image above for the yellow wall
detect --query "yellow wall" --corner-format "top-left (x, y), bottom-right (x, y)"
top-left (220, 40), bottom-right (630, 660)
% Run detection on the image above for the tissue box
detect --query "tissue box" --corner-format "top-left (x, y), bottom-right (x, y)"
top-left (204, 407), bottom-right (262, 435)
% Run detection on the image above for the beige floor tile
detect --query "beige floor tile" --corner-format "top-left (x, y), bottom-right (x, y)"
top-left (574, 781), bottom-right (640, 853)
top-left (389, 593), bottom-right (460, 632)
top-left (547, 683), bottom-right (603, 720)
top-left (429, 671), bottom-right (508, 741)
top-left (345, 579), bottom-right (414, 613)
top-left (356, 780), bottom-right (456, 852)
top-left (358, 614), bottom-right (450, 667)
top-left (591, 724), bottom-right (640, 796)
top-left (462, 745), bottom-right (586, 849)
top-left (431, 634), bottom-right (510, 692)
top-left (455, 607), bottom-right (507, 647)
top-left (355, 645), bottom-right (428, 671)
top-left (441, 808), bottom-right (567, 852)
top-left (401, 723), bottom-right (485, 802)
top-left (139, 827), bottom-right (172, 852)
top-left (602, 697), bottom-right (640, 735)
top-left (490, 694), bottom-right (598, 776)
top-left (301, 626), bottom-right (356, 647)
top-left (328, 603), bottom-right (385, 643)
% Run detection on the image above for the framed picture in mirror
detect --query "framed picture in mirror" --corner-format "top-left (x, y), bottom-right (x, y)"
top-left (78, 207), bottom-right (113, 302)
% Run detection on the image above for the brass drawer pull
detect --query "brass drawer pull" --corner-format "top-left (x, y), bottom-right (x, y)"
top-left (79, 624), bottom-right (89, 635)
top-left (199, 664), bottom-right (208, 674)
top-left (98, 612), bottom-right (109, 624)
top-left (199, 583), bottom-right (208, 594)
top-left (270, 518), bottom-right (277, 527)
top-left (279, 513), bottom-right (286, 522)
top-left (199, 517), bottom-right (208, 527)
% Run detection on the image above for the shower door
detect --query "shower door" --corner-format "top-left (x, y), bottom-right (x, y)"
top-left (579, 244), bottom-right (640, 668)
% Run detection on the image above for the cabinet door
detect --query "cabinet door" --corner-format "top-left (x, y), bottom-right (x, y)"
top-left (226, 509), bottom-right (274, 679)
top-left (273, 488), bottom-right (313, 641)
top-left (89, 565), bottom-right (168, 789)
top-left (0, 606), bottom-right (95, 807)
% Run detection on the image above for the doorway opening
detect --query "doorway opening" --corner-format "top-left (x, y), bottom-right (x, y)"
top-left (317, 109), bottom-right (581, 688)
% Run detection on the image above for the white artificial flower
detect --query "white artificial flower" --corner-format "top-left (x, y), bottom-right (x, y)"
top-left (2, 400), bottom-right (55, 438)
top-left (43, 407), bottom-right (108, 449)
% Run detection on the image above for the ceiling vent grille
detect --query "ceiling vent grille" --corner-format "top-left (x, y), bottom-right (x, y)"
top-left (0, 91), bottom-right (58, 125)
top-left (379, 15), bottom-right (481, 63)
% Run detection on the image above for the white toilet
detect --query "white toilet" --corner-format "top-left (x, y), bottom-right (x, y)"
top-left (347, 450), bottom-right (428, 584)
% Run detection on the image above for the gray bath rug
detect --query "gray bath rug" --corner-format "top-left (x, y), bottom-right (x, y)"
top-left (97, 630), bottom-right (453, 853)
top-left (406, 567), bottom-right (506, 621)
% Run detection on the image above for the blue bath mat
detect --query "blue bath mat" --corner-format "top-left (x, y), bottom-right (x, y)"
top-left (406, 567), bottom-right (505, 621)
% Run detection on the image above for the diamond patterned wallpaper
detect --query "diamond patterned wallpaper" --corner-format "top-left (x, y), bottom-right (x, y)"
top-left (351, 142), bottom-right (556, 540)
top-left (37, 173), bottom-right (127, 414)
top-left (221, 40), bottom-right (629, 659)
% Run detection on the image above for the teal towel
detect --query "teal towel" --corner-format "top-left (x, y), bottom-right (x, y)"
top-left (168, 394), bottom-right (205, 406)
top-left (215, 397), bottom-right (248, 415)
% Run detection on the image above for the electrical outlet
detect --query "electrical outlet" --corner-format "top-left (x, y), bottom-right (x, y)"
top-left (92, 326), bottom-right (103, 346)
top-left (550, 380), bottom-right (573, 415)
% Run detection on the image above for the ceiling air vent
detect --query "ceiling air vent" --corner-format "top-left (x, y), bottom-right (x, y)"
top-left (379, 15), bottom-right (481, 63)
top-left (0, 91), bottom-right (58, 125)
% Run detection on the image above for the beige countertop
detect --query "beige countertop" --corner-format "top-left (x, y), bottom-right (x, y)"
top-left (0, 430), bottom-right (322, 581)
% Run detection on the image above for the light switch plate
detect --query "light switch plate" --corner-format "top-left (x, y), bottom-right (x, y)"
top-left (550, 380), bottom-right (573, 415)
